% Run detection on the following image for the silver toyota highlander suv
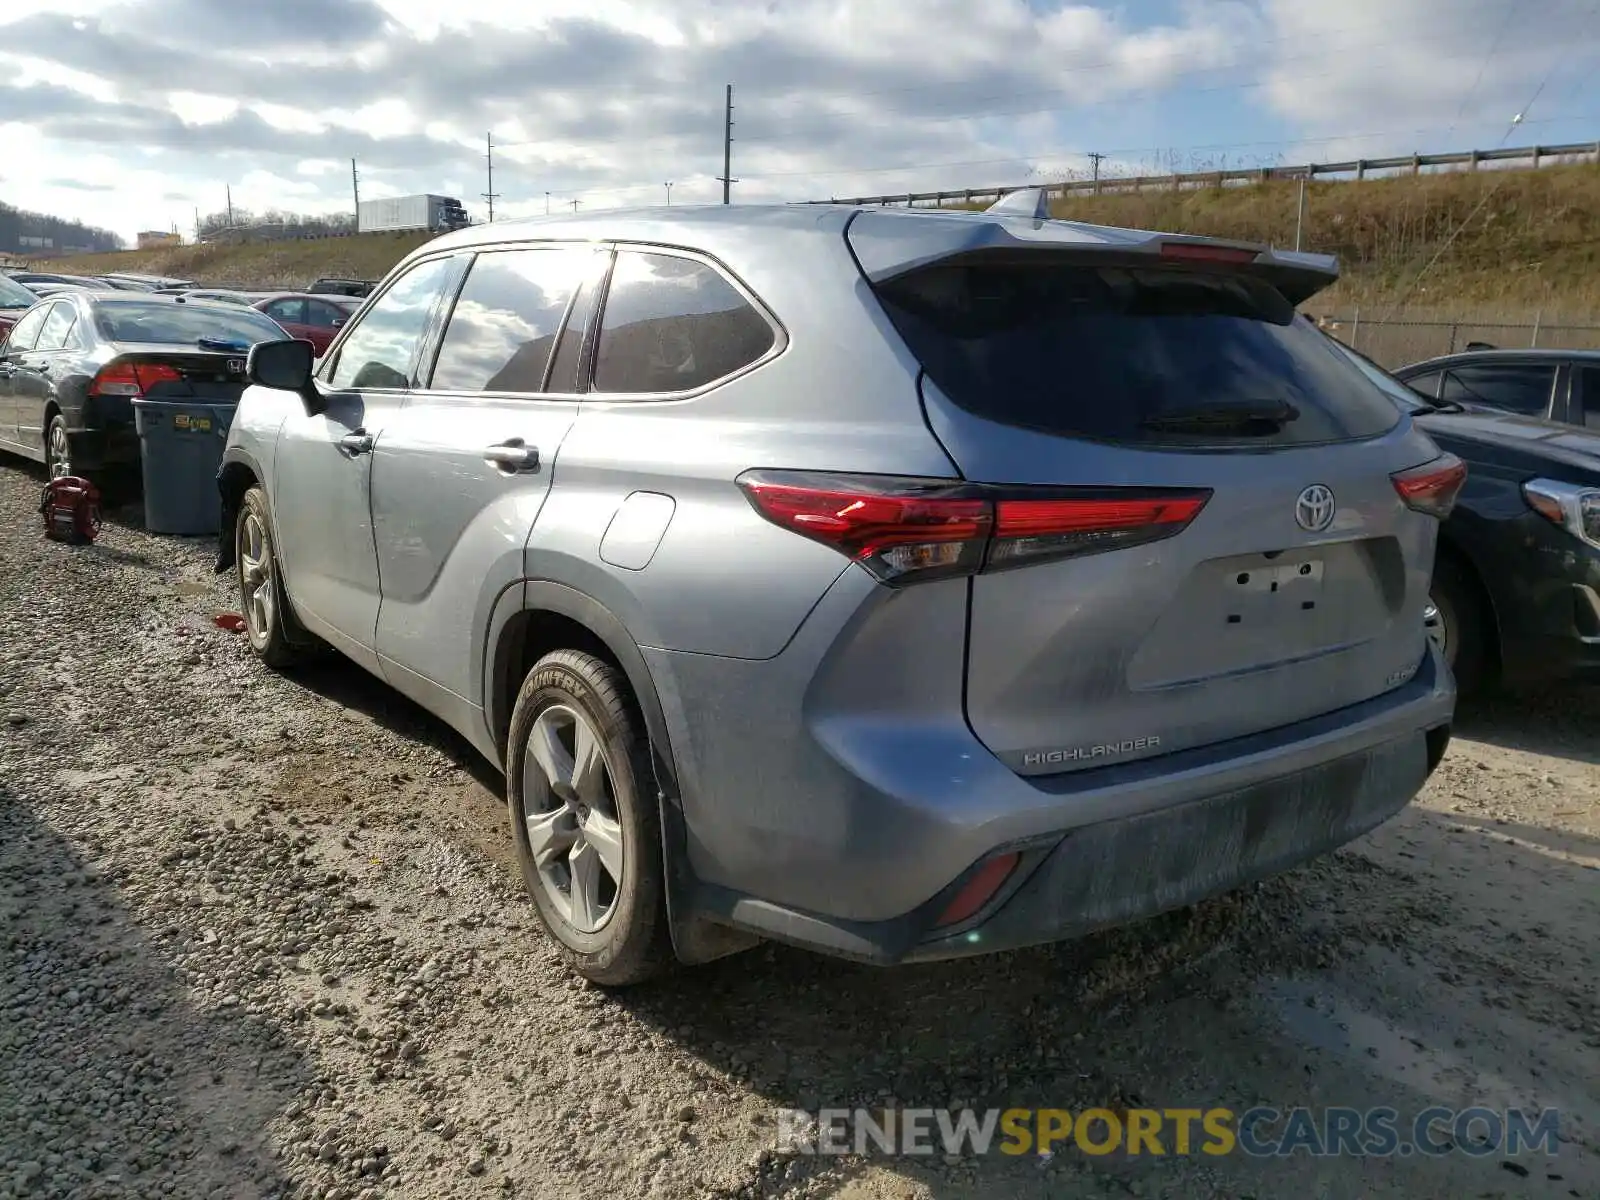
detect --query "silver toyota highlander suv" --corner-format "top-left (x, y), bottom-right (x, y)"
top-left (217, 198), bottom-right (1461, 986)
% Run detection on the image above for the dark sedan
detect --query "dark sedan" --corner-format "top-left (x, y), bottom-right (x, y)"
top-left (1338, 342), bottom-right (1600, 694)
top-left (1394, 348), bottom-right (1600, 430)
top-left (0, 293), bottom-right (289, 480)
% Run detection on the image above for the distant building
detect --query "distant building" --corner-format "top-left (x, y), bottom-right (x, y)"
top-left (136, 230), bottom-right (182, 250)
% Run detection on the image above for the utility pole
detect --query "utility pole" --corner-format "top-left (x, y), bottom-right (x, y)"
top-left (225, 185), bottom-right (234, 229)
top-left (571, 198), bottom-right (581, 214)
top-left (351, 158), bottom-right (361, 233)
top-left (665, 181), bottom-right (673, 206)
top-left (718, 84), bottom-right (737, 204)
top-left (1087, 151), bottom-right (1106, 194)
top-left (193, 207), bottom-right (200, 243)
top-left (1295, 170), bottom-right (1308, 251)
top-left (482, 132), bottom-right (500, 222)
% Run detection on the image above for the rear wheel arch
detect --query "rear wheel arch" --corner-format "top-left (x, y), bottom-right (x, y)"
top-left (1433, 534), bottom-right (1501, 683)
top-left (492, 584), bottom-right (681, 808)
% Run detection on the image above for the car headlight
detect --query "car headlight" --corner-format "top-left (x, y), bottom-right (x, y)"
top-left (1522, 478), bottom-right (1600, 549)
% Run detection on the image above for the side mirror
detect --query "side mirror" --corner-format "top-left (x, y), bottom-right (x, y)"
top-left (247, 338), bottom-right (324, 415)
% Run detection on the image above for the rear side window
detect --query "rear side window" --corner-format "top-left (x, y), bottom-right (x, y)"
top-left (93, 301), bottom-right (285, 347)
top-left (429, 247), bottom-right (591, 393)
top-left (4, 305), bottom-right (50, 352)
top-left (874, 262), bottom-right (1402, 447)
top-left (36, 303), bottom-right (77, 351)
top-left (263, 297), bottom-right (307, 325)
top-left (1400, 370), bottom-right (1441, 400)
top-left (592, 251), bottom-right (775, 394)
top-left (1440, 364), bottom-right (1555, 416)
top-left (327, 257), bottom-right (456, 390)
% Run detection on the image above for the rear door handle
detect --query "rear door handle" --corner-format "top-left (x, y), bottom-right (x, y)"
top-left (484, 439), bottom-right (539, 472)
top-left (338, 430), bottom-right (374, 455)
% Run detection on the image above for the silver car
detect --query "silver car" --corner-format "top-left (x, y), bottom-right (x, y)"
top-left (217, 200), bottom-right (1461, 986)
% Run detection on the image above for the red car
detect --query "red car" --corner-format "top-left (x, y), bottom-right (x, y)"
top-left (251, 292), bottom-right (361, 355)
top-left (0, 272), bottom-right (41, 338)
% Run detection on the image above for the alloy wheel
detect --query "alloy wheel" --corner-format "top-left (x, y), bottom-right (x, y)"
top-left (1424, 598), bottom-right (1453, 665)
top-left (520, 703), bottom-right (624, 934)
top-left (47, 422), bottom-right (71, 480)
top-left (239, 513), bottom-right (276, 641)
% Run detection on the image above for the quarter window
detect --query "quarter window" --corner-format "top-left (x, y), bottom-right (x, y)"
top-left (429, 248), bottom-right (592, 393)
top-left (264, 298), bottom-right (307, 325)
top-left (327, 257), bottom-right (456, 390)
top-left (592, 251), bottom-right (775, 395)
top-left (36, 303), bottom-right (77, 352)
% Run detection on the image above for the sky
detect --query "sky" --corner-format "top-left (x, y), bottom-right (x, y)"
top-left (2, 0), bottom-right (1599, 244)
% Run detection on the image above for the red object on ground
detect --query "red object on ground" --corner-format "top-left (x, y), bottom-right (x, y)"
top-left (39, 477), bottom-right (102, 544)
top-left (213, 613), bottom-right (247, 633)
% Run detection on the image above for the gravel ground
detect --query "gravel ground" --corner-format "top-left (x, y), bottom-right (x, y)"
top-left (1, 459), bottom-right (1596, 1200)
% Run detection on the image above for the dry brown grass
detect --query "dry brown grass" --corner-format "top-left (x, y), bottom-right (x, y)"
top-left (54, 231), bottom-right (433, 289)
top-left (51, 161), bottom-right (1600, 322)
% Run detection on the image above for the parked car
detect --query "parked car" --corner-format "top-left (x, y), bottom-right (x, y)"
top-left (93, 276), bottom-right (157, 292)
top-left (1393, 348), bottom-right (1600, 430)
top-left (217, 202), bottom-right (1459, 986)
top-left (305, 277), bottom-right (376, 298)
top-left (251, 293), bottom-right (361, 354)
top-left (0, 294), bottom-right (288, 479)
top-left (179, 289), bottom-right (262, 306)
top-left (20, 282), bottom-right (92, 298)
top-left (0, 273), bottom-right (37, 339)
top-left (4, 271), bottom-right (104, 289)
top-left (1335, 340), bottom-right (1600, 694)
top-left (104, 273), bottom-right (195, 291)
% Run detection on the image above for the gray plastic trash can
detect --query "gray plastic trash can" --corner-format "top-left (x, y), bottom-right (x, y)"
top-left (133, 400), bottom-right (237, 536)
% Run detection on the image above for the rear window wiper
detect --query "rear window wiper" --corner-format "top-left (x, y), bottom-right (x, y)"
top-left (1139, 399), bottom-right (1300, 434)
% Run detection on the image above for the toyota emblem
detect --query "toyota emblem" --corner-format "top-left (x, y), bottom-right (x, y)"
top-left (1295, 484), bottom-right (1336, 532)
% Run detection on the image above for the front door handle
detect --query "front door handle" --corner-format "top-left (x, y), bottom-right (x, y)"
top-left (484, 439), bottom-right (539, 472)
top-left (338, 430), bottom-right (374, 455)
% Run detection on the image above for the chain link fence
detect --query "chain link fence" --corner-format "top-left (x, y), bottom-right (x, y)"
top-left (1312, 313), bottom-right (1600, 370)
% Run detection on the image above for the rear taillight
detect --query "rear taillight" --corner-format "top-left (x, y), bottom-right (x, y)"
top-left (1391, 453), bottom-right (1467, 519)
top-left (89, 361), bottom-right (181, 397)
top-left (737, 470), bottom-right (1212, 585)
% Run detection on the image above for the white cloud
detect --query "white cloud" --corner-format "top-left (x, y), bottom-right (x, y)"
top-left (0, 0), bottom-right (1596, 245)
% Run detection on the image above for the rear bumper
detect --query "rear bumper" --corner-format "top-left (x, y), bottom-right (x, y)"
top-left (66, 422), bottom-right (139, 470)
top-left (656, 564), bottom-right (1456, 965)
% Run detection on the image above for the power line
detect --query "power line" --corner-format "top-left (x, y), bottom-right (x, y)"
top-left (1382, 0), bottom-right (1600, 320)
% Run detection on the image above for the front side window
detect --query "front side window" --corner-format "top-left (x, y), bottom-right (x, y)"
top-left (3, 305), bottom-right (50, 354)
top-left (592, 251), bottom-right (776, 395)
top-left (327, 257), bottom-right (456, 390)
top-left (1441, 364), bottom-right (1556, 416)
top-left (429, 247), bottom-right (592, 393)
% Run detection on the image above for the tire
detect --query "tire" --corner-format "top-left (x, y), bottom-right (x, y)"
top-left (506, 649), bottom-right (673, 987)
top-left (235, 487), bottom-right (302, 669)
top-left (1429, 554), bottom-right (1489, 697)
top-left (44, 414), bottom-right (72, 481)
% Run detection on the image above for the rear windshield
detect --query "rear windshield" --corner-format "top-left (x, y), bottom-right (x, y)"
top-left (874, 262), bottom-right (1401, 447)
top-left (0, 275), bottom-right (38, 310)
top-left (94, 300), bottom-right (286, 347)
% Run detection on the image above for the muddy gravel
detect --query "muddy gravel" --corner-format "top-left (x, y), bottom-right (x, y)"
top-left (1, 460), bottom-right (1596, 1200)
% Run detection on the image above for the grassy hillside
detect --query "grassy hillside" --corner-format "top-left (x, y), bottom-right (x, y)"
top-left (51, 161), bottom-right (1600, 321)
top-left (1037, 161), bottom-right (1600, 320)
top-left (54, 230), bottom-right (433, 289)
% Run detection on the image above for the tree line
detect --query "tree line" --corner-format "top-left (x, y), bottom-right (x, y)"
top-left (198, 207), bottom-right (355, 241)
top-left (0, 200), bottom-right (122, 255)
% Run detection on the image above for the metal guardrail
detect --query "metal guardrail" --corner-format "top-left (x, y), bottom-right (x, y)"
top-left (809, 140), bottom-right (1600, 208)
